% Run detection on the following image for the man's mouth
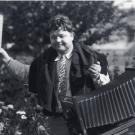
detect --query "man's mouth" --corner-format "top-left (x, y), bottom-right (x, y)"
top-left (56, 44), bottom-right (63, 47)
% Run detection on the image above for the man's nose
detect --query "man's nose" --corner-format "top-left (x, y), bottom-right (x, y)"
top-left (56, 37), bottom-right (61, 42)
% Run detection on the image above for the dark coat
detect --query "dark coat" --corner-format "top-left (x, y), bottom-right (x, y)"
top-left (29, 43), bottom-right (108, 113)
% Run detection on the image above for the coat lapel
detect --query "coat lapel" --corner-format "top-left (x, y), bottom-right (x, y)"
top-left (70, 45), bottom-right (83, 78)
top-left (48, 49), bottom-right (58, 83)
top-left (41, 48), bottom-right (58, 84)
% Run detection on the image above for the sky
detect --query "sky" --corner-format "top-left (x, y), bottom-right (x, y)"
top-left (113, 0), bottom-right (135, 9)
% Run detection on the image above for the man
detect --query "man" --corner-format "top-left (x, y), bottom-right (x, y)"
top-left (0, 15), bottom-right (110, 135)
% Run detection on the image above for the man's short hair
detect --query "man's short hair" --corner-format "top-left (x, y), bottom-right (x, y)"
top-left (49, 14), bottom-right (74, 32)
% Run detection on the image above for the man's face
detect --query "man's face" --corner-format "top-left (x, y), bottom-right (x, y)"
top-left (50, 29), bottom-right (74, 54)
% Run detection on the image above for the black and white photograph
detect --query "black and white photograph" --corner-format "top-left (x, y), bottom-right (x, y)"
top-left (0, 0), bottom-right (135, 135)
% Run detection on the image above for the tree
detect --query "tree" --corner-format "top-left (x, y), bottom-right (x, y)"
top-left (0, 1), bottom-right (123, 55)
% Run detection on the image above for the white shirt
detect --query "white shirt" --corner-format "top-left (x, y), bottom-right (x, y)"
top-left (54, 49), bottom-right (73, 62)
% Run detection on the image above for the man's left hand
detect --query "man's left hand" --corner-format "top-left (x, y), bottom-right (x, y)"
top-left (88, 61), bottom-right (101, 79)
top-left (88, 61), bottom-right (110, 87)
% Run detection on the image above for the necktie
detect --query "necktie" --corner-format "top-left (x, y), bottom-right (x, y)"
top-left (57, 55), bottom-right (67, 101)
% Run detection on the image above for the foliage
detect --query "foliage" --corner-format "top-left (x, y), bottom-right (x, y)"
top-left (0, 86), bottom-right (50, 135)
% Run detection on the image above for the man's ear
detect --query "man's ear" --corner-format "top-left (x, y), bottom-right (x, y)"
top-left (71, 32), bottom-right (75, 41)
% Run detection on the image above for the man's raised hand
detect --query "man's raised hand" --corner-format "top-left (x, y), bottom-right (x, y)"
top-left (0, 48), bottom-right (11, 64)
